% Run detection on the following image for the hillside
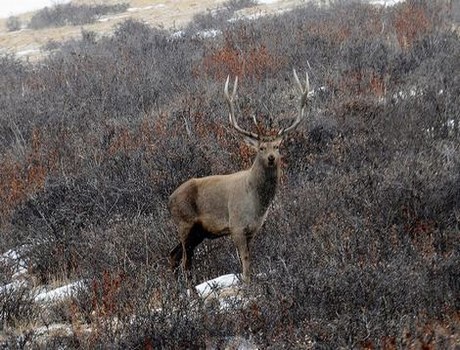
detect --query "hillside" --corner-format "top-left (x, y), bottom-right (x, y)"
top-left (1, 0), bottom-right (459, 348)
top-left (0, 0), bottom-right (301, 60)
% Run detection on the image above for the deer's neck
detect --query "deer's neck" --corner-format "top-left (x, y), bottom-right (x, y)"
top-left (249, 158), bottom-right (279, 212)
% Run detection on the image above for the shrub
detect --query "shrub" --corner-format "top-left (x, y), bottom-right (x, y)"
top-left (28, 3), bottom-right (129, 29)
top-left (0, 1), bottom-right (459, 347)
top-left (0, 283), bottom-right (37, 332)
top-left (6, 16), bottom-right (21, 32)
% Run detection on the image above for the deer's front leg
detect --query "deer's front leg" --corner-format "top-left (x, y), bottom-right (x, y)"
top-left (233, 232), bottom-right (253, 283)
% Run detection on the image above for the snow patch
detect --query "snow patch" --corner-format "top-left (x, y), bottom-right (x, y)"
top-left (0, 280), bottom-right (27, 294)
top-left (257, 0), bottom-right (280, 4)
top-left (171, 30), bottom-right (186, 39)
top-left (34, 280), bottom-right (85, 303)
top-left (194, 274), bottom-right (246, 310)
top-left (229, 7), bottom-right (291, 23)
top-left (368, 0), bottom-right (405, 6)
top-left (2, 249), bottom-right (22, 263)
top-left (1, 248), bottom-right (28, 277)
top-left (16, 48), bottom-right (41, 57)
top-left (128, 4), bottom-right (165, 13)
top-left (195, 273), bottom-right (241, 299)
top-left (194, 29), bottom-right (222, 39)
top-left (229, 11), bottom-right (265, 22)
top-left (392, 86), bottom-right (424, 101)
top-left (97, 14), bottom-right (130, 23)
top-left (33, 323), bottom-right (73, 337)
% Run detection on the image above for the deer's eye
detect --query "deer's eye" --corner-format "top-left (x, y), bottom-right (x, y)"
top-left (259, 146), bottom-right (266, 151)
top-left (274, 145), bottom-right (279, 150)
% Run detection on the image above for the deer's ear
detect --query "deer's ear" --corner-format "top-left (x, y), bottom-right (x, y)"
top-left (243, 136), bottom-right (259, 149)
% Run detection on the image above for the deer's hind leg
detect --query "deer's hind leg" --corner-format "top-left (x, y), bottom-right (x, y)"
top-left (169, 243), bottom-right (183, 270)
top-left (170, 221), bottom-right (192, 271)
top-left (181, 222), bottom-right (207, 270)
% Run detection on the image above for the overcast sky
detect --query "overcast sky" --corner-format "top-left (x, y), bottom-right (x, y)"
top-left (0, 0), bottom-right (70, 18)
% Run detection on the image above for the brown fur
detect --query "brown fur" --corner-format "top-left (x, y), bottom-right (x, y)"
top-left (169, 138), bottom-right (282, 282)
top-left (169, 71), bottom-right (310, 282)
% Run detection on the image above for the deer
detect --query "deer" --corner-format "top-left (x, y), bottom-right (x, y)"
top-left (168, 69), bottom-right (310, 283)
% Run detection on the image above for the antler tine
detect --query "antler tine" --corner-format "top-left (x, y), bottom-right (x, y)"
top-left (224, 75), bottom-right (259, 140)
top-left (278, 68), bottom-right (310, 137)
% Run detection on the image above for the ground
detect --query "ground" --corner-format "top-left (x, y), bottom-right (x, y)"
top-left (0, 0), bottom-right (305, 60)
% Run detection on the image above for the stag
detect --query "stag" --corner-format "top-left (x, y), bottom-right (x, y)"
top-left (169, 70), bottom-right (310, 282)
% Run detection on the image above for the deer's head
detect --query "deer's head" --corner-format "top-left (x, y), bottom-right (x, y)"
top-left (224, 69), bottom-right (310, 171)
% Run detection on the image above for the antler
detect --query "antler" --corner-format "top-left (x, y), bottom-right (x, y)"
top-left (277, 69), bottom-right (310, 137)
top-left (224, 76), bottom-right (259, 140)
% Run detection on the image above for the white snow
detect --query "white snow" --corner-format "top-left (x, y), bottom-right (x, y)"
top-left (257, 0), bottom-right (280, 4)
top-left (1, 248), bottom-right (28, 277)
top-left (195, 273), bottom-right (241, 298)
top-left (34, 280), bottom-right (85, 303)
top-left (16, 48), bottom-right (40, 57)
top-left (0, 0), bottom-right (70, 18)
top-left (368, 0), bottom-right (405, 6)
top-left (228, 12), bottom-right (265, 22)
top-left (33, 323), bottom-right (73, 337)
top-left (228, 6), bottom-right (291, 23)
top-left (1, 248), bottom-right (29, 295)
top-left (195, 29), bottom-right (222, 39)
top-left (0, 280), bottom-right (27, 294)
top-left (127, 4), bottom-right (165, 13)
top-left (391, 85), bottom-right (426, 102)
top-left (97, 14), bottom-right (130, 23)
top-left (172, 30), bottom-right (186, 39)
top-left (2, 248), bottom-right (22, 262)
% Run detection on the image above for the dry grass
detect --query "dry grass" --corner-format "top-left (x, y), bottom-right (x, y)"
top-left (0, 0), bottom-right (228, 58)
top-left (0, 0), bottom-right (302, 60)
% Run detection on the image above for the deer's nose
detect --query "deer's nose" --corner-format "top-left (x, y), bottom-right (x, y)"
top-left (268, 155), bottom-right (275, 163)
